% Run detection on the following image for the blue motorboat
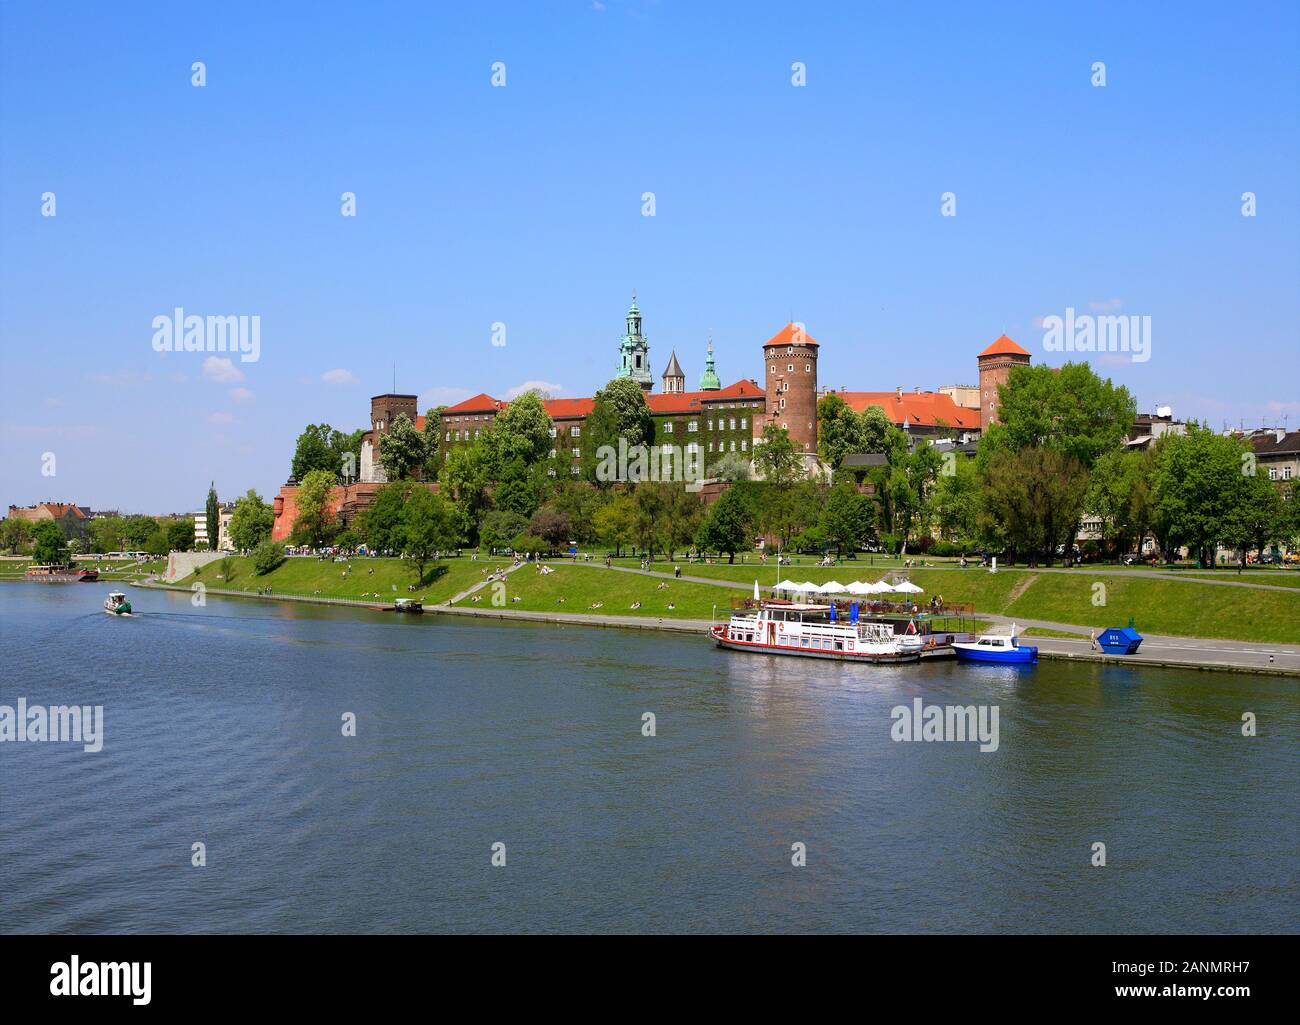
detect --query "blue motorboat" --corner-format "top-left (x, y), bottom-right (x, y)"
top-left (952, 629), bottom-right (1038, 665)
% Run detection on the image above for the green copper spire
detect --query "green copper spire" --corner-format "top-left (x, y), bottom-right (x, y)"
top-left (698, 333), bottom-right (721, 391)
top-left (616, 290), bottom-right (653, 391)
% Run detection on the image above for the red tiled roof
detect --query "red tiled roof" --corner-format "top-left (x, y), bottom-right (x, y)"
top-left (442, 392), bottom-right (506, 414)
top-left (832, 391), bottom-right (981, 430)
top-left (977, 334), bottom-right (1030, 358)
top-left (543, 398), bottom-right (595, 419)
top-left (762, 323), bottom-right (820, 348)
top-left (43, 502), bottom-right (87, 519)
top-left (646, 380), bottom-right (765, 414)
top-left (439, 381), bottom-right (764, 421)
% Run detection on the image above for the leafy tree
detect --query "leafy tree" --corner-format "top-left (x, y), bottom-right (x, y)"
top-left (664, 486), bottom-right (704, 559)
top-left (982, 447), bottom-right (1089, 565)
top-left (1150, 424), bottom-right (1250, 567)
top-left (1223, 467), bottom-right (1285, 567)
top-left (479, 509), bottom-right (530, 551)
top-left (439, 441), bottom-right (493, 541)
top-left (165, 518), bottom-right (195, 552)
top-left (710, 450), bottom-right (753, 481)
top-left (489, 391), bottom-right (553, 466)
top-left (378, 413), bottom-right (428, 482)
top-left (820, 483), bottom-right (873, 555)
top-left (592, 491), bottom-right (636, 556)
top-left (205, 483), bottom-right (219, 552)
top-left (357, 480), bottom-right (417, 554)
top-left (290, 469), bottom-right (339, 548)
top-left (87, 515), bottom-right (126, 554)
top-left (530, 506), bottom-right (571, 548)
top-left (0, 517), bottom-right (32, 554)
top-left (400, 487), bottom-right (458, 582)
top-left (981, 362), bottom-right (1136, 470)
top-left (816, 393), bottom-right (860, 470)
top-left (229, 489), bottom-right (274, 551)
top-left (123, 515), bottom-right (156, 549)
top-left (145, 528), bottom-right (170, 558)
top-left (695, 487), bottom-right (750, 562)
top-left (494, 456), bottom-right (545, 518)
top-left (1085, 448), bottom-right (1151, 559)
top-left (753, 424), bottom-right (802, 487)
top-left (933, 455), bottom-right (981, 544)
top-left (31, 520), bottom-right (67, 564)
top-left (252, 540), bottom-right (286, 575)
top-left (599, 377), bottom-right (654, 447)
top-left (422, 406), bottom-right (447, 480)
top-left (551, 481), bottom-right (605, 544)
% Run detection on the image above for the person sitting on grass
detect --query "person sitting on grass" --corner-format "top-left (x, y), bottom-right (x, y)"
top-left (511, 596), bottom-right (522, 603)
top-left (656, 581), bottom-right (668, 590)
top-left (666, 602), bottom-right (675, 610)
top-left (557, 597), bottom-right (566, 604)
top-left (591, 601), bottom-right (603, 609)
top-left (631, 601), bottom-right (642, 610)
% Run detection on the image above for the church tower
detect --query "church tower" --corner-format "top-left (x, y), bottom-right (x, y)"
top-left (698, 335), bottom-right (721, 391)
top-left (662, 350), bottom-right (685, 393)
top-left (617, 293), bottom-right (653, 391)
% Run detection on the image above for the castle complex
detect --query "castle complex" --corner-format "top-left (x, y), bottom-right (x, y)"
top-left (272, 297), bottom-right (1030, 538)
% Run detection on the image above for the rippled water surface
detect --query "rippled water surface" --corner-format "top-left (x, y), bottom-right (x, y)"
top-left (1, 584), bottom-right (1296, 933)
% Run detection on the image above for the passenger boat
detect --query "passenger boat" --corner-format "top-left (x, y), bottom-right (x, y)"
top-left (393, 598), bottom-right (423, 614)
top-left (952, 629), bottom-right (1038, 665)
top-left (25, 564), bottom-right (98, 582)
top-left (103, 591), bottom-right (133, 616)
top-left (712, 600), bottom-right (921, 663)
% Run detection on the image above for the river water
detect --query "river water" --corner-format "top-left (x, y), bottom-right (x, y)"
top-left (1, 583), bottom-right (1296, 934)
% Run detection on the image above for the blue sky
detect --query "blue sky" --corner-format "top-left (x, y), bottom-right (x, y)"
top-left (2, 0), bottom-right (1297, 512)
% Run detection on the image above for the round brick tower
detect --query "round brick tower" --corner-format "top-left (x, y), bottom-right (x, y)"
top-left (976, 335), bottom-right (1031, 428)
top-left (761, 322), bottom-right (819, 455)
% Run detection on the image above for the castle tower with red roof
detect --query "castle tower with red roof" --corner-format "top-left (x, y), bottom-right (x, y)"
top-left (761, 322), bottom-right (819, 455)
top-left (976, 334), bottom-right (1031, 427)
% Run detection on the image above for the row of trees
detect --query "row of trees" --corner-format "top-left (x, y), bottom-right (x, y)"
top-left (274, 363), bottom-right (1297, 571)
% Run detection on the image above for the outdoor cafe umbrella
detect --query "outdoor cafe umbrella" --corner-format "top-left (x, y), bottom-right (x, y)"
top-left (818, 581), bottom-right (847, 594)
top-left (866, 580), bottom-right (895, 593)
top-left (893, 580), bottom-right (924, 593)
top-left (845, 581), bottom-right (873, 595)
top-left (775, 579), bottom-right (801, 593)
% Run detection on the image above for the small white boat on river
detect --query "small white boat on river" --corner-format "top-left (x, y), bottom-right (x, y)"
top-left (103, 591), bottom-right (133, 616)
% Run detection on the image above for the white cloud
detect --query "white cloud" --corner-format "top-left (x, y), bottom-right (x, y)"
top-left (506, 379), bottom-right (564, 399)
top-left (207, 411), bottom-right (234, 425)
top-left (202, 356), bottom-right (244, 384)
top-left (229, 387), bottom-right (255, 404)
top-left (321, 368), bottom-right (359, 386)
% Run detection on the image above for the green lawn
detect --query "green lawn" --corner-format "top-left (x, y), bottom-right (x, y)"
top-left (457, 564), bottom-right (748, 621)
top-left (169, 555), bottom-right (505, 605)
top-left (1003, 574), bottom-right (1300, 643)
top-left (1180, 570), bottom-right (1300, 589)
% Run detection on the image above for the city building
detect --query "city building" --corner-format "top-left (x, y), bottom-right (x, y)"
top-left (1126, 407), bottom-right (1186, 450)
top-left (192, 504), bottom-right (236, 551)
top-left (6, 502), bottom-right (90, 542)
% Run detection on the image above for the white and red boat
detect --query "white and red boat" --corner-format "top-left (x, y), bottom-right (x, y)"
top-left (711, 599), bottom-right (922, 664)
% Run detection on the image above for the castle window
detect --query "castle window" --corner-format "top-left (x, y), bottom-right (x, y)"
top-left (445, 431), bottom-right (450, 441)
top-left (788, 364), bottom-right (794, 372)
top-left (708, 442), bottom-right (714, 452)
top-left (687, 421), bottom-right (698, 432)
top-left (729, 419), bottom-right (736, 430)
top-left (740, 418), bottom-right (747, 430)
top-left (805, 364), bottom-right (811, 372)
top-left (741, 440), bottom-right (748, 452)
top-left (663, 422), bottom-right (673, 433)
top-left (549, 449), bottom-right (557, 459)
top-left (572, 426), bottom-right (580, 437)
top-left (571, 466), bottom-right (580, 475)
top-left (687, 442), bottom-right (699, 454)
top-left (779, 399), bottom-right (785, 409)
top-left (549, 427), bottom-right (557, 438)
top-left (730, 441), bottom-right (736, 452)
top-left (548, 468), bottom-right (556, 477)
top-left (572, 448), bottom-right (580, 459)
top-left (707, 419), bottom-right (714, 431)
